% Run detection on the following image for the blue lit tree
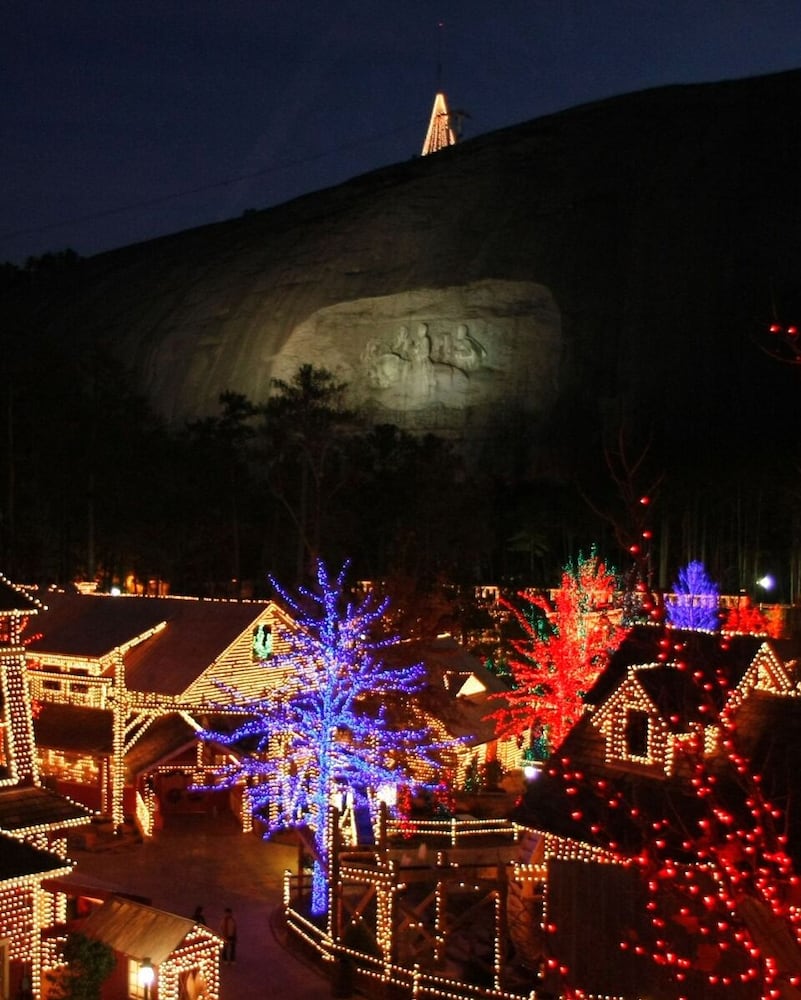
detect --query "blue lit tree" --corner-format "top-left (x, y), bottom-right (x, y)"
top-left (665, 560), bottom-right (720, 630)
top-left (200, 560), bottom-right (451, 917)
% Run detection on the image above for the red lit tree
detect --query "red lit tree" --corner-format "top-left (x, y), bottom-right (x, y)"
top-left (488, 548), bottom-right (627, 754)
top-left (724, 600), bottom-right (768, 636)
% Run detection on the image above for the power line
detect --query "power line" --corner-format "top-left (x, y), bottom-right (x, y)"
top-left (0, 118), bottom-right (429, 246)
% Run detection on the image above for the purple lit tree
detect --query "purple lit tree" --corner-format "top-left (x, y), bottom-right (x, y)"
top-left (200, 560), bottom-right (451, 916)
top-left (665, 560), bottom-right (720, 631)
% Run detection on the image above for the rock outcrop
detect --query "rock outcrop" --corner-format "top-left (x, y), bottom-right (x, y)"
top-left (28, 68), bottom-right (801, 467)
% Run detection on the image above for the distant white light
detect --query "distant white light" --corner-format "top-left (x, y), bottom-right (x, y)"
top-left (110, 586), bottom-right (121, 596)
top-left (756, 574), bottom-right (776, 591)
top-left (376, 783), bottom-right (397, 807)
top-left (523, 764), bottom-right (540, 781)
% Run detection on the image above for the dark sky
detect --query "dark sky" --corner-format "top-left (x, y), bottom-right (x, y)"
top-left (4, 1), bottom-right (801, 265)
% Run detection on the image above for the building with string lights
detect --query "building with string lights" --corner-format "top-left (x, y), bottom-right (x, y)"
top-left (509, 623), bottom-right (801, 999)
top-left (25, 589), bottom-right (299, 835)
top-left (0, 575), bottom-right (228, 1000)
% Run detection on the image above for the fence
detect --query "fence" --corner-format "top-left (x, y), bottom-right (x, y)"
top-left (282, 815), bottom-right (542, 1000)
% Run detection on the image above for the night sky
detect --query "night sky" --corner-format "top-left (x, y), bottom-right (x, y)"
top-left (4, 1), bottom-right (801, 265)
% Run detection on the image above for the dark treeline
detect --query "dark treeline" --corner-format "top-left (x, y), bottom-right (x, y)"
top-left (4, 253), bottom-right (801, 604)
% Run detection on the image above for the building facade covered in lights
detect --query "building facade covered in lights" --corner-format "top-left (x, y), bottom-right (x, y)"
top-left (25, 589), bottom-right (299, 834)
top-left (0, 575), bottom-right (93, 1000)
top-left (510, 623), bottom-right (801, 999)
top-left (25, 589), bottom-right (519, 842)
top-left (0, 574), bottom-right (232, 1000)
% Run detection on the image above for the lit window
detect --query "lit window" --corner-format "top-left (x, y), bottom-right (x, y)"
top-left (252, 624), bottom-right (273, 661)
top-left (128, 960), bottom-right (148, 999)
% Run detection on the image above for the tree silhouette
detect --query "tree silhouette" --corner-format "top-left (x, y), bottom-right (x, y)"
top-left (259, 365), bottom-right (355, 583)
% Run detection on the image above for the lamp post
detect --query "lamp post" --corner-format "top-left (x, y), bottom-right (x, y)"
top-left (138, 958), bottom-right (155, 1000)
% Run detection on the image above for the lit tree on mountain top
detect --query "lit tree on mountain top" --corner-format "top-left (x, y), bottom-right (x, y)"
top-left (200, 560), bottom-right (451, 917)
top-left (488, 547), bottom-right (627, 754)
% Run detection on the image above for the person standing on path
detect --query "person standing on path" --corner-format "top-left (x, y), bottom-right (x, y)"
top-left (221, 907), bottom-right (238, 964)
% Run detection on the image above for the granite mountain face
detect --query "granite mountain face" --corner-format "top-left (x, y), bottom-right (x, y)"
top-left (18, 69), bottom-right (801, 475)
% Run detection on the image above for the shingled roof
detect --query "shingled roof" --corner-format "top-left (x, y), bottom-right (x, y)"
top-left (28, 590), bottom-right (272, 695)
top-left (82, 896), bottom-right (220, 965)
top-left (27, 591), bottom-right (170, 658)
top-left (0, 833), bottom-right (71, 881)
top-left (0, 786), bottom-right (92, 834)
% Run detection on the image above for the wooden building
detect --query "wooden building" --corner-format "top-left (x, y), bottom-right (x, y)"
top-left (510, 624), bottom-right (801, 999)
top-left (0, 574), bottom-right (93, 999)
top-left (75, 896), bottom-right (222, 1000)
top-left (26, 589), bottom-right (298, 833)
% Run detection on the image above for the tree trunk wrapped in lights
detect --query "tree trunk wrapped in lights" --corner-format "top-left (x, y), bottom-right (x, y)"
top-left (199, 560), bottom-right (455, 916)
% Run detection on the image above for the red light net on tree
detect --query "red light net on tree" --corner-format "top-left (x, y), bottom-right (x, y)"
top-left (487, 548), bottom-right (628, 754)
top-left (541, 684), bottom-right (801, 997)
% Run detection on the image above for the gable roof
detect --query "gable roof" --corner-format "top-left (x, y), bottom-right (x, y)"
top-left (0, 574), bottom-right (44, 615)
top-left (122, 599), bottom-right (271, 695)
top-left (124, 714), bottom-right (198, 778)
top-left (0, 832), bottom-right (72, 881)
top-left (386, 635), bottom-right (507, 745)
top-left (27, 591), bottom-right (273, 694)
top-left (0, 786), bottom-right (92, 835)
top-left (583, 624), bottom-right (764, 708)
top-left (514, 626), bottom-right (801, 863)
top-left (82, 896), bottom-right (220, 965)
top-left (27, 591), bottom-right (170, 658)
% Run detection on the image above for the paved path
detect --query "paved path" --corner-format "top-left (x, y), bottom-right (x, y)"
top-left (71, 813), bottom-right (331, 999)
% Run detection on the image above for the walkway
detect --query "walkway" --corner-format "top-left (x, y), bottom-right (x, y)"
top-left (71, 813), bottom-right (330, 999)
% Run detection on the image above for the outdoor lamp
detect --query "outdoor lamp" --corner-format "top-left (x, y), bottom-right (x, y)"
top-left (139, 958), bottom-right (155, 998)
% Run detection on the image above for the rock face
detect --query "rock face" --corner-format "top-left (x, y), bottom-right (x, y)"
top-left (32, 68), bottom-right (801, 465)
top-left (273, 281), bottom-right (560, 438)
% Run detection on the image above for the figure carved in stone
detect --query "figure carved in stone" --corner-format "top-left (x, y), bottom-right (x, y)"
top-left (361, 320), bottom-right (486, 410)
top-left (451, 323), bottom-right (486, 371)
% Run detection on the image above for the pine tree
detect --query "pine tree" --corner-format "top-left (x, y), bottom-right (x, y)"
top-left (666, 561), bottom-right (720, 631)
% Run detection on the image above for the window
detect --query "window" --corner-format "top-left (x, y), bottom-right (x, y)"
top-left (252, 624), bottom-right (273, 660)
top-left (128, 959), bottom-right (152, 999)
top-left (624, 709), bottom-right (650, 758)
